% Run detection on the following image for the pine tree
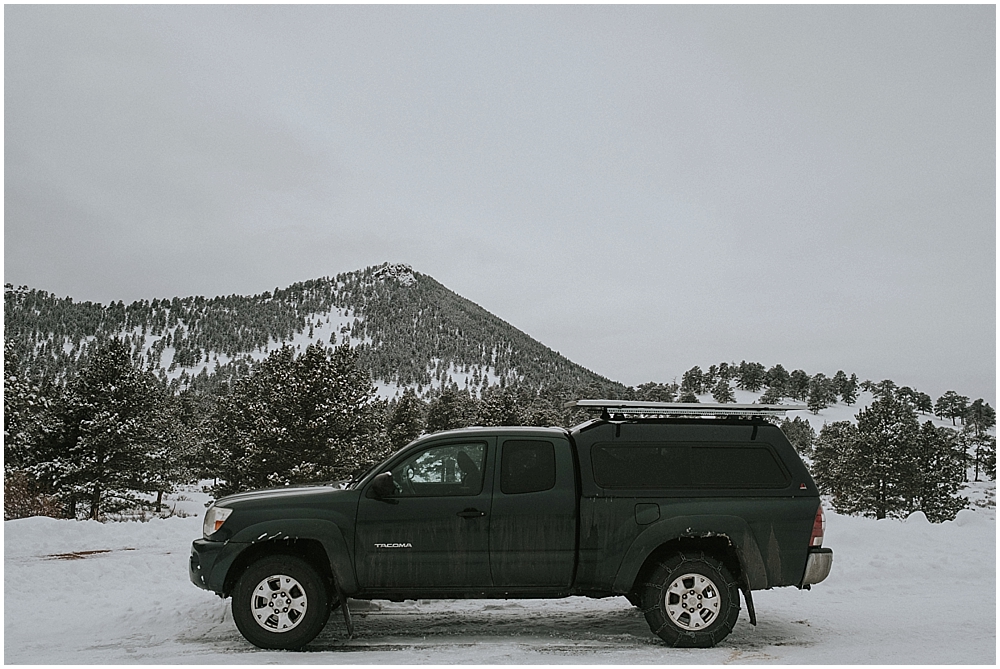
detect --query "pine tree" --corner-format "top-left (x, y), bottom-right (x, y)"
top-left (425, 388), bottom-right (476, 433)
top-left (934, 391), bottom-right (970, 426)
top-left (35, 339), bottom-right (167, 520)
top-left (813, 398), bottom-right (920, 519)
top-left (984, 443), bottom-right (997, 482)
top-left (210, 343), bottom-right (386, 496)
top-left (831, 370), bottom-right (849, 397)
top-left (477, 387), bottom-right (525, 426)
top-left (788, 370), bottom-right (810, 401)
top-left (758, 386), bottom-right (782, 404)
top-left (965, 399), bottom-right (996, 436)
top-left (872, 379), bottom-right (898, 400)
top-left (678, 389), bottom-right (700, 403)
top-left (4, 341), bottom-right (50, 473)
top-left (896, 386), bottom-right (916, 407)
top-left (841, 373), bottom-right (859, 406)
top-left (811, 420), bottom-right (859, 507)
top-left (781, 417), bottom-right (816, 456)
top-left (959, 425), bottom-right (997, 481)
top-left (807, 373), bottom-right (836, 413)
top-left (144, 394), bottom-right (206, 510)
top-left (710, 379), bottom-right (735, 403)
top-left (4, 342), bottom-right (62, 519)
top-left (524, 405), bottom-right (565, 427)
top-left (811, 396), bottom-right (964, 521)
top-left (524, 380), bottom-right (584, 427)
top-left (765, 364), bottom-right (790, 396)
top-left (909, 422), bottom-right (967, 521)
top-left (704, 365), bottom-right (719, 389)
top-left (680, 366), bottom-right (704, 397)
top-left (736, 361), bottom-right (766, 392)
top-left (173, 390), bottom-right (219, 482)
top-left (634, 382), bottom-right (677, 403)
top-left (962, 399), bottom-right (996, 482)
top-left (851, 394), bottom-right (920, 519)
top-left (387, 388), bottom-right (426, 450)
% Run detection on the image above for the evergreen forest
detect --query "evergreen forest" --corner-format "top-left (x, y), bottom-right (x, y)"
top-left (5, 263), bottom-right (994, 524)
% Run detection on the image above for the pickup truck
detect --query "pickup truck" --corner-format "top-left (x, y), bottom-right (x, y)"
top-left (190, 401), bottom-right (833, 650)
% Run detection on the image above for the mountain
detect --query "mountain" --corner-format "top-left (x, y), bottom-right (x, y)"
top-left (4, 263), bottom-right (626, 399)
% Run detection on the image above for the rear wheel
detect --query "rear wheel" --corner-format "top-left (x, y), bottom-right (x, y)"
top-left (232, 555), bottom-right (331, 650)
top-left (640, 552), bottom-right (739, 648)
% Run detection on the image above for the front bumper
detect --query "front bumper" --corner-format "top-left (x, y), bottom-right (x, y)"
top-left (189, 538), bottom-right (231, 594)
top-left (800, 547), bottom-right (833, 588)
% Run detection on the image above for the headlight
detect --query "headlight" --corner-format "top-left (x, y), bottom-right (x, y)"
top-left (203, 505), bottom-right (233, 538)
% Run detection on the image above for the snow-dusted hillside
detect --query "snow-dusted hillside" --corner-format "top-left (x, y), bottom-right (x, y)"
top-left (6, 262), bottom-right (622, 399)
top-left (3, 484), bottom-right (994, 663)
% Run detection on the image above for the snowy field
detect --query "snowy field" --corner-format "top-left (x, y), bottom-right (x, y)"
top-left (4, 483), bottom-right (995, 664)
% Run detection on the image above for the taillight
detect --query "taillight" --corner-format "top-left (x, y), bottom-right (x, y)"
top-left (810, 504), bottom-right (825, 547)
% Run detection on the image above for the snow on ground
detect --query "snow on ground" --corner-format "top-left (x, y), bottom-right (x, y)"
top-left (4, 486), bottom-right (995, 664)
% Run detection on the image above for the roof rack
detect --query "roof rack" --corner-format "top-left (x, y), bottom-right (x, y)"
top-left (563, 399), bottom-right (807, 419)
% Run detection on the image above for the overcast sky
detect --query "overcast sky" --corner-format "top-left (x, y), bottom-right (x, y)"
top-left (5, 5), bottom-right (995, 402)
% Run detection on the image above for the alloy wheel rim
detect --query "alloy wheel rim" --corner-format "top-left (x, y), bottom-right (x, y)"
top-left (663, 572), bottom-right (721, 631)
top-left (251, 574), bottom-right (308, 633)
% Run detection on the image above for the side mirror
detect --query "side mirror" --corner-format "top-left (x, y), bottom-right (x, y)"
top-left (367, 472), bottom-right (396, 500)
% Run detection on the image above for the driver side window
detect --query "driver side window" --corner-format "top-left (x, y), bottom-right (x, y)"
top-left (390, 442), bottom-right (487, 497)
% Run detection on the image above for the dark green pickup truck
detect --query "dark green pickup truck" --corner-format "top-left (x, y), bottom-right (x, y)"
top-left (190, 401), bottom-right (832, 650)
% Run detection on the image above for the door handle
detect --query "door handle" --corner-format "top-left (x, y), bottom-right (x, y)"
top-left (456, 508), bottom-right (485, 518)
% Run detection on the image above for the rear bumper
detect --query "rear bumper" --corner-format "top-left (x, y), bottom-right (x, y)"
top-left (800, 547), bottom-right (833, 588)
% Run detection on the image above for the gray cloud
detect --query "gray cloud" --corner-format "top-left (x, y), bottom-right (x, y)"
top-left (5, 5), bottom-right (994, 402)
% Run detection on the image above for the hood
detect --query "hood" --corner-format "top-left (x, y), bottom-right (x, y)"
top-left (215, 483), bottom-right (341, 507)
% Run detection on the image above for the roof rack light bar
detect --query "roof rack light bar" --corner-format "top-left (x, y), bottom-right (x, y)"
top-left (563, 399), bottom-right (807, 418)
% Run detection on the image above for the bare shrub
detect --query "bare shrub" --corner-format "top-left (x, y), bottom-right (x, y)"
top-left (4, 471), bottom-right (62, 520)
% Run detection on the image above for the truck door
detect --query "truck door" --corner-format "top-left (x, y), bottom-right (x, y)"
top-left (356, 438), bottom-right (494, 589)
top-left (489, 437), bottom-right (577, 588)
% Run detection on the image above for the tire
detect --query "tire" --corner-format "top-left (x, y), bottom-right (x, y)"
top-left (640, 552), bottom-right (740, 648)
top-left (231, 555), bottom-right (331, 650)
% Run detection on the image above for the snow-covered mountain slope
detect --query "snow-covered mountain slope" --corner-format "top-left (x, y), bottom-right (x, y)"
top-left (3, 484), bottom-right (994, 663)
top-left (5, 263), bottom-right (623, 399)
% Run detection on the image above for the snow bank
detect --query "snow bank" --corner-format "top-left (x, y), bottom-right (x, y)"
top-left (4, 514), bottom-right (196, 559)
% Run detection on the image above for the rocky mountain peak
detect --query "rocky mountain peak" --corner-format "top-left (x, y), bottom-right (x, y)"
top-left (372, 263), bottom-right (416, 286)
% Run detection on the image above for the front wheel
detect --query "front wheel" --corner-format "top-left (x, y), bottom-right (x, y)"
top-left (232, 555), bottom-right (331, 650)
top-left (640, 552), bottom-right (740, 648)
